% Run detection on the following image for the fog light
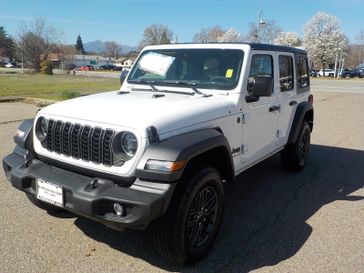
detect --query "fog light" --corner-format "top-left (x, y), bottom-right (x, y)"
top-left (113, 203), bottom-right (126, 216)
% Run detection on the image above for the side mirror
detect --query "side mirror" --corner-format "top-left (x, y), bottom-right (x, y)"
top-left (248, 76), bottom-right (273, 97)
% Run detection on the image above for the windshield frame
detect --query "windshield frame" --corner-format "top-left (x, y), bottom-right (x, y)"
top-left (127, 48), bottom-right (245, 91)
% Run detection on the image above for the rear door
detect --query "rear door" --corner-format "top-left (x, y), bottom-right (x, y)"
top-left (276, 53), bottom-right (296, 147)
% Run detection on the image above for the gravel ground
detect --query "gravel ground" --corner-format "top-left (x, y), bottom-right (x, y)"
top-left (0, 81), bottom-right (363, 273)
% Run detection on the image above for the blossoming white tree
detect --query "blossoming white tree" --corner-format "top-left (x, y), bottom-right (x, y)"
top-left (217, 28), bottom-right (243, 43)
top-left (193, 26), bottom-right (226, 43)
top-left (273, 32), bottom-right (302, 47)
top-left (303, 12), bottom-right (348, 72)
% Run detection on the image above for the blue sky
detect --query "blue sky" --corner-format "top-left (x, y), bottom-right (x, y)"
top-left (0, 0), bottom-right (362, 46)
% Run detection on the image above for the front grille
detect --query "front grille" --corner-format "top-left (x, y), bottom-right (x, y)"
top-left (42, 119), bottom-right (124, 167)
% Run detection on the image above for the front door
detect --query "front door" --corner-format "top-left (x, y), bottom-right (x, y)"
top-left (241, 53), bottom-right (279, 165)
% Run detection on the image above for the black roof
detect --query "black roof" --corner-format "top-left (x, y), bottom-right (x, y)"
top-left (248, 43), bottom-right (307, 55)
top-left (170, 42), bottom-right (307, 55)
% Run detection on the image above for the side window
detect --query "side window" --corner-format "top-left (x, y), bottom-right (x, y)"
top-left (279, 55), bottom-right (294, 92)
top-left (295, 55), bottom-right (310, 92)
top-left (248, 54), bottom-right (273, 78)
top-left (248, 54), bottom-right (273, 95)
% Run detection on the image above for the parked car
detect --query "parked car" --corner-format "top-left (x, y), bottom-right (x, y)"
top-left (99, 64), bottom-right (116, 70)
top-left (318, 69), bottom-right (334, 77)
top-left (340, 68), bottom-right (364, 78)
top-left (3, 43), bottom-right (313, 265)
top-left (76, 65), bottom-right (94, 71)
top-left (360, 68), bottom-right (364, 77)
top-left (5, 62), bottom-right (16, 68)
top-left (114, 65), bottom-right (123, 71)
top-left (352, 68), bottom-right (364, 78)
top-left (309, 69), bottom-right (317, 77)
top-left (63, 63), bottom-right (76, 70)
top-left (340, 69), bottom-right (355, 78)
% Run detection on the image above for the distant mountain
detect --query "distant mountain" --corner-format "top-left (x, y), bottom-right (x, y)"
top-left (84, 40), bottom-right (137, 55)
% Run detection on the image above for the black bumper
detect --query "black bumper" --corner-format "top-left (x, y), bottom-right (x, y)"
top-left (2, 152), bottom-right (176, 231)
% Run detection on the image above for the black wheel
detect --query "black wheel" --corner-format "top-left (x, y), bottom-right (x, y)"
top-left (26, 193), bottom-right (63, 213)
top-left (282, 121), bottom-right (311, 172)
top-left (152, 167), bottom-right (224, 265)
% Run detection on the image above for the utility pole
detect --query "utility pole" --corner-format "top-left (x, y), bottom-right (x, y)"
top-left (21, 52), bottom-right (24, 73)
top-left (257, 10), bottom-right (266, 43)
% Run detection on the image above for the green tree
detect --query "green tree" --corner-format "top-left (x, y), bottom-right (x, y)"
top-left (18, 17), bottom-right (62, 72)
top-left (75, 34), bottom-right (85, 55)
top-left (160, 31), bottom-right (171, 44)
top-left (0, 26), bottom-right (15, 60)
top-left (138, 24), bottom-right (173, 49)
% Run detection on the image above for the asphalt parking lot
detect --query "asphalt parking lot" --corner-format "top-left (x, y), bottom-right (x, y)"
top-left (0, 79), bottom-right (363, 273)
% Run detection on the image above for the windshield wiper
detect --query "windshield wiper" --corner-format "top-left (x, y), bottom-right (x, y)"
top-left (128, 79), bottom-right (194, 96)
top-left (128, 79), bottom-right (159, 91)
top-left (163, 80), bottom-right (212, 97)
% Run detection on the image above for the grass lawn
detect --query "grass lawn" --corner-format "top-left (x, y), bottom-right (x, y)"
top-left (0, 74), bottom-right (120, 100)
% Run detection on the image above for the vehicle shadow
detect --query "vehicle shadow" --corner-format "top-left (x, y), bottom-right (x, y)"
top-left (73, 144), bottom-right (364, 272)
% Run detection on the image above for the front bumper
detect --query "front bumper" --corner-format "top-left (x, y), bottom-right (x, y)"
top-left (2, 152), bottom-right (176, 231)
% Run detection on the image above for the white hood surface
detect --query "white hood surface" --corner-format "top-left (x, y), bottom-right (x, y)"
top-left (40, 90), bottom-right (235, 138)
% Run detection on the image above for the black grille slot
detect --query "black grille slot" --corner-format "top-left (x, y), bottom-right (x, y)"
top-left (103, 129), bottom-right (114, 166)
top-left (91, 127), bottom-right (103, 163)
top-left (71, 124), bottom-right (82, 158)
top-left (46, 119), bottom-right (55, 150)
top-left (81, 126), bottom-right (92, 161)
top-left (43, 120), bottom-right (123, 167)
top-left (54, 120), bottom-right (63, 153)
top-left (62, 122), bottom-right (72, 156)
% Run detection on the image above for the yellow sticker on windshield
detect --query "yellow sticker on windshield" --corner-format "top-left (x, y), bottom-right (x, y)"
top-left (226, 69), bottom-right (234, 78)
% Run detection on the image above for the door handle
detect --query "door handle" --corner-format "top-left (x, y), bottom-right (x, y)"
top-left (289, 100), bottom-right (297, 106)
top-left (269, 105), bottom-right (280, 112)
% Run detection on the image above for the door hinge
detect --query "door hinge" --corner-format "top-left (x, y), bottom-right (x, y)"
top-left (241, 144), bottom-right (248, 154)
top-left (242, 113), bottom-right (248, 124)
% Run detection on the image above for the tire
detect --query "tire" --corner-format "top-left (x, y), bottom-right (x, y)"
top-left (282, 121), bottom-right (311, 172)
top-left (152, 167), bottom-right (224, 265)
top-left (26, 193), bottom-right (63, 213)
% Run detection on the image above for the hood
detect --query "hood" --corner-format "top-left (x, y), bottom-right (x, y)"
top-left (40, 90), bottom-right (235, 138)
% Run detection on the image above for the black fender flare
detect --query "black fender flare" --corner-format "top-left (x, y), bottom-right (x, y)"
top-left (135, 129), bottom-right (234, 182)
top-left (288, 102), bottom-right (313, 144)
top-left (13, 119), bottom-right (36, 158)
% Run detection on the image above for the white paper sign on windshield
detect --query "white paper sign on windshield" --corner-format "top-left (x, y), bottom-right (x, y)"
top-left (139, 52), bottom-right (175, 77)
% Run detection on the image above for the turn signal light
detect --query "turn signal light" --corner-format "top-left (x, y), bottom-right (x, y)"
top-left (145, 160), bottom-right (186, 173)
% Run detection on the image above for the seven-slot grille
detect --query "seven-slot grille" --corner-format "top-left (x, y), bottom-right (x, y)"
top-left (43, 119), bottom-right (124, 167)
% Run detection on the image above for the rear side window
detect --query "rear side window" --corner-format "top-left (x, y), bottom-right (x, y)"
top-left (279, 55), bottom-right (294, 92)
top-left (295, 54), bottom-right (309, 92)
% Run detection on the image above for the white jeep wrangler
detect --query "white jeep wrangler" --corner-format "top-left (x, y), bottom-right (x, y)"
top-left (3, 43), bottom-right (313, 265)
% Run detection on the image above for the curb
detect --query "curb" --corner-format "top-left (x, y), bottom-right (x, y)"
top-left (0, 96), bottom-right (57, 107)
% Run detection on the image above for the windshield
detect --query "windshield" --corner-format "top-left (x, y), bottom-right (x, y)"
top-left (128, 48), bottom-right (244, 91)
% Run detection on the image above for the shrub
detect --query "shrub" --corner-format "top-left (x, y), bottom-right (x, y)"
top-left (61, 90), bottom-right (81, 100)
top-left (40, 60), bottom-right (54, 75)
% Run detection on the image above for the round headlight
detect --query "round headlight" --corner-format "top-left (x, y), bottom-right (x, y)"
top-left (36, 117), bottom-right (48, 142)
top-left (40, 118), bottom-right (48, 137)
top-left (120, 132), bottom-right (138, 157)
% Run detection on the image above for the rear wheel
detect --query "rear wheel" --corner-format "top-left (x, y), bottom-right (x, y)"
top-left (282, 121), bottom-right (311, 172)
top-left (152, 167), bottom-right (224, 265)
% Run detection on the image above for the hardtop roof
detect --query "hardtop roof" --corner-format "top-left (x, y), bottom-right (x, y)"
top-left (145, 43), bottom-right (307, 55)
